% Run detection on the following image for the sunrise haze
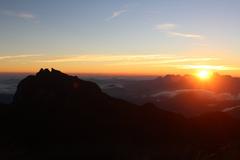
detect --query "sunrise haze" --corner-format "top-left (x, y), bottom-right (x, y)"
top-left (0, 0), bottom-right (239, 76)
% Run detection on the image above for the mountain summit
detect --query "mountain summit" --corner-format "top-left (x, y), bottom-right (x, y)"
top-left (14, 68), bottom-right (103, 107)
top-left (0, 69), bottom-right (239, 159)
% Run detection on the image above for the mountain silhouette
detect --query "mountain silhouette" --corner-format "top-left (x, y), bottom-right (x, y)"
top-left (0, 68), bottom-right (240, 159)
top-left (100, 74), bottom-right (240, 117)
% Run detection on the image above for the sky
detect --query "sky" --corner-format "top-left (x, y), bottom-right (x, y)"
top-left (0, 0), bottom-right (239, 75)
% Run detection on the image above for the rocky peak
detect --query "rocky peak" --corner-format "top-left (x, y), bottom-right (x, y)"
top-left (13, 68), bottom-right (103, 107)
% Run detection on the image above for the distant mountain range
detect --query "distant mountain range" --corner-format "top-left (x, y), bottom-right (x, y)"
top-left (94, 74), bottom-right (240, 117)
top-left (1, 68), bottom-right (240, 159)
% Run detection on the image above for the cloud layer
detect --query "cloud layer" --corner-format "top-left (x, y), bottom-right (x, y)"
top-left (152, 89), bottom-right (236, 101)
top-left (38, 54), bottom-right (219, 66)
top-left (36, 54), bottom-right (239, 71)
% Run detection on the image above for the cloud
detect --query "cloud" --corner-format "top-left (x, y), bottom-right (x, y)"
top-left (158, 58), bottom-right (219, 64)
top-left (0, 83), bottom-right (18, 94)
top-left (38, 54), bottom-right (223, 68)
top-left (37, 54), bottom-right (239, 72)
top-left (106, 7), bottom-right (127, 21)
top-left (154, 23), bottom-right (205, 40)
top-left (152, 89), bottom-right (215, 98)
top-left (176, 65), bottom-right (240, 71)
top-left (38, 55), bottom-right (217, 64)
top-left (38, 54), bottom-right (173, 63)
top-left (152, 89), bottom-right (235, 102)
top-left (168, 31), bottom-right (204, 39)
top-left (149, 88), bottom-right (240, 117)
top-left (154, 23), bottom-right (176, 30)
top-left (0, 54), bottom-right (41, 61)
top-left (112, 57), bottom-right (219, 66)
top-left (2, 10), bottom-right (38, 22)
top-left (223, 106), bottom-right (240, 112)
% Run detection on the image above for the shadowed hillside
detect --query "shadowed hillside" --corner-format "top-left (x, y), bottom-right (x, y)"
top-left (1, 69), bottom-right (240, 159)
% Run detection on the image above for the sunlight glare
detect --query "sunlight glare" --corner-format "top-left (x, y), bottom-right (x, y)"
top-left (196, 70), bottom-right (212, 80)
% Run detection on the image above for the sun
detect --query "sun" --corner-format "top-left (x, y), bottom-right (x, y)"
top-left (196, 70), bottom-right (212, 80)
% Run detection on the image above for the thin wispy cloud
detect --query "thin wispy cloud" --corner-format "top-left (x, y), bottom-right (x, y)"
top-left (154, 23), bottom-right (176, 30)
top-left (158, 58), bottom-right (218, 64)
top-left (35, 54), bottom-right (239, 71)
top-left (39, 54), bottom-right (174, 63)
top-left (177, 65), bottom-right (240, 71)
top-left (106, 7), bottom-right (127, 21)
top-left (168, 31), bottom-right (204, 39)
top-left (0, 54), bottom-right (41, 60)
top-left (38, 55), bottom-right (219, 67)
top-left (2, 10), bottom-right (38, 22)
top-left (110, 57), bottom-right (219, 66)
top-left (155, 23), bottom-right (205, 40)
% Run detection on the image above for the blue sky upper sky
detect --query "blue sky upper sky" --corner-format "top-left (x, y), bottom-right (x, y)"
top-left (0, 0), bottom-right (239, 75)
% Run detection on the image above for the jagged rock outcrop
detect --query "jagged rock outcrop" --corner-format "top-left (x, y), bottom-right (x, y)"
top-left (14, 68), bottom-right (103, 107)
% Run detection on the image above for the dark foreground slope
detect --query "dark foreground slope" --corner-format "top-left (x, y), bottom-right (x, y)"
top-left (1, 69), bottom-right (240, 159)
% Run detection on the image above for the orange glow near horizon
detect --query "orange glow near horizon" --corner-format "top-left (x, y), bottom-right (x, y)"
top-left (0, 54), bottom-right (240, 76)
top-left (0, 66), bottom-right (237, 77)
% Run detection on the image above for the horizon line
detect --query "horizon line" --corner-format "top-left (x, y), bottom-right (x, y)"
top-left (0, 70), bottom-right (234, 78)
